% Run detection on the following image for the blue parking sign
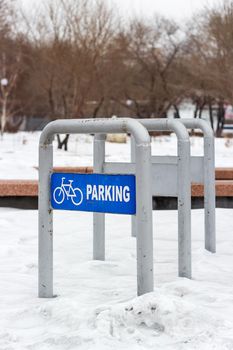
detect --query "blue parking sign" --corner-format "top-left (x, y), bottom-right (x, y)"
top-left (51, 173), bottom-right (136, 215)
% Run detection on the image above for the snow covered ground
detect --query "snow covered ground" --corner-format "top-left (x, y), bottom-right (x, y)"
top-left (1, 131), bottom-right (233, 349)
top-left (1, 130), bottom-right (233, 179)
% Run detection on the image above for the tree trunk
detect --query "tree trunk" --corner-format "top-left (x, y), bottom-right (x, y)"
top-left (57, 134), bottom-right (70, 151)
top-left (208, 101), bottom-right (214, 130)
top-left (194, 102), bottom-right (199, 119)
top-left (198, 101), bottom-right (205, 119)
top-left (93, 97), bottom-right (104, 118)
top-left (216, 102), bottom-right (225, 137)
top-left (173, 104), bottom-right (180, 118)
top-left (1, 98), bottom-right (7, 136)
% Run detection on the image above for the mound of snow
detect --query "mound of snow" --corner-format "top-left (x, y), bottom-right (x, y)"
top-left (94, 289), bottom-right (233, 349)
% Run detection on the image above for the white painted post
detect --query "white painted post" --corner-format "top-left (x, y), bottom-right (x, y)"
top-left (38, 138), bottom-right (53, 298)
top-left (204, 135), bottom-right (216, 252)
top-left (93, 134), bottom-right (106, 260)
top-left (131, 136), bottom-right (137, 238)
top-left (135, 136), bottom-right (153, 295)
top-left (177, 138), bottom-right (191, 277)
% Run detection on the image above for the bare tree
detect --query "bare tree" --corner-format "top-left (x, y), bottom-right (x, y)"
top-left (22, 0), bottom-right (116, 148)
top-left (0, 0), bottom-right (24, 135)
top-left (183, 1), bottom-right (233, 133)
top-left (0, 51), bottom-right (22, 135)
top-left (111, 17), bottom-right (185, 118)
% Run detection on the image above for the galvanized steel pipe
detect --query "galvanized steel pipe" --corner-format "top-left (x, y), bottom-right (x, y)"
top-left (39, 118), bottom-right (154, 298)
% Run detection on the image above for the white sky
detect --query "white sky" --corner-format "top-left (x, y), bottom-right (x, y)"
top-left (112, 0), bottom-right (218, 20)
top-left (20, 0), bottom-right (220, 21)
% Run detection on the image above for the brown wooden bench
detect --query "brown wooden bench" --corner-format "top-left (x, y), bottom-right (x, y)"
top-left (1, 167), bottom-right (233, 209)
top-left (215, 168), bottom-right (233, 180)
top-left (192, 181), bottom-right (233, 197)
top-left (0, 167), bottom-right (92, 197)
top-left (1, 167), bottom-right (233, 198)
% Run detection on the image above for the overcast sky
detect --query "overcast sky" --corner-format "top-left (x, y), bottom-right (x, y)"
top-left (21, 0), bottom-right (219, 21)
top-left (112, 0), bottom-right (218, 20)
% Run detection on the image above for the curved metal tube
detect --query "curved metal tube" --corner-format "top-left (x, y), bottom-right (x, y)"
top-left (39, 118), bottom-right (153, 297)
top-left (138, 118), bottom-right (190, 141)
top-left (137, 119), bottom-right (191, 278)
top-left (179, 119), bottom-right (216, 253)
top-left (94, 118), bottom-right (192, 279)
top-left (39, 118), bottom-right (150, 146)
top-left (181, 118), bottom-right (214, 138)
top-left (138, 118), bottom-right (216, 253)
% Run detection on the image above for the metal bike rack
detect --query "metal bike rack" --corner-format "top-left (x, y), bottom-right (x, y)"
top-left (180, 119), bottom-right (216, 253)
top-left (39, 118), bottom-right (153, 298)
top-left (93, 119), bottom-right (192, 279)
top-left (132, 118), bottom-right (215, 253)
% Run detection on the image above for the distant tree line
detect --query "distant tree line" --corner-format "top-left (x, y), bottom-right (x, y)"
top-left (1, 0), bottom-right (233, 136)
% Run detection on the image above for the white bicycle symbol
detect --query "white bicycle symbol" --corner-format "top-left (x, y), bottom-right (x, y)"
top-left (53, 177), bottom-right (83, 206)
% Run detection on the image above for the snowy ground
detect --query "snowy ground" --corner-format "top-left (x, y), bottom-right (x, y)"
top-left (1, 131), bottom-right (233, 349)
top-left (1, 131), bottom-right (233, 180)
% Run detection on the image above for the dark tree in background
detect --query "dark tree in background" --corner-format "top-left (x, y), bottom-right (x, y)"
top-left (1, 0), bottom-right (233, 142)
